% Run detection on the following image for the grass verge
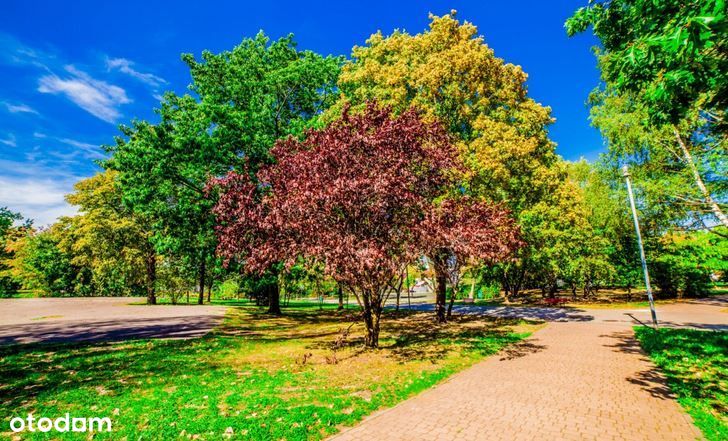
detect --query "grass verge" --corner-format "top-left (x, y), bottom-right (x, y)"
top-left (0, 305), bottom-right (540, 440)
top-left (635, 327), bottom-right (727, 441)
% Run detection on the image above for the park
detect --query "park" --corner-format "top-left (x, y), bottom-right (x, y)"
top-left (0, 1), bottom-right (726, 440)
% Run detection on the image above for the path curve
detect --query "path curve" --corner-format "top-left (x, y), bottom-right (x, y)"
top-left (332, 298), bottom-right (726, 441)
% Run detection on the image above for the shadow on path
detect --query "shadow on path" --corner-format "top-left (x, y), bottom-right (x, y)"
top-left (401, 304), bottom-right (595, 323)
top-left (601, 329), bottom-right (677, 401)
top-left (0, 315), bottom-right (221, 345)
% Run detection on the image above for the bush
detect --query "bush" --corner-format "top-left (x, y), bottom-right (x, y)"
top-left (650, 230), bottom-right (725, 298)
top-left (217, 278), bottom-right (241, 299)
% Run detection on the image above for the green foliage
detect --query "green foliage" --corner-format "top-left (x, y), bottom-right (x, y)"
top-left (651, 229), bottom-right (727, 297)
top-left (107, 32), bottom-right (341, 299)
top-left (10, 227), bottom-right (77, 296)
top-left (589, 89), bottom-right (726, 229)
top-left (635, 327), bottom-right (728, 440)
top-left (216, 277), bottom-right (241, 299)
top-left (0, 207), bottom-right (23, 296)
top-left (568, 1), bottom-right (727, 231)
top-left (58, 171), bottom-right (153, 296)
top-left (566, 0), bottom-right (727, 126)
top-left (156, 255), bottom-right (193, 304)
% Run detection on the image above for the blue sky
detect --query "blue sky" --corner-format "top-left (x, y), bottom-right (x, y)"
top-left (0, 0), bottom-right (602, 225)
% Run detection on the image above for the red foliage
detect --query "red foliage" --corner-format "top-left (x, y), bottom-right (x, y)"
top-left (422, 196), bottom-right (521, 264)
top-left (212, 103), bottom-right (521, 345)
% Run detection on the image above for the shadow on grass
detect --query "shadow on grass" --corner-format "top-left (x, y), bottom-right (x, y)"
top-left (381, 313), bottom-right (543, 363)
top-left (0, 305), bottom-right (539, 427)
top-left (635, 327), bottom-right (728, 404)
top-left (0, 336), bottom-right (225, 413)
top-left (603, 326), bottom-right (727, 440)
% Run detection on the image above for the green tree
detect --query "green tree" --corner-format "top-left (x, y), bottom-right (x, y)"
top-left (8, 226), bottom-right (77, 296)
top-left (651, 228), bottom-right (727, 297)
top-left (567, 0), bottom-right (728, 228)
top-left (590, 90), bottom-right (727, 231)
top-left (0, 207), bottom-right (24, 296)
top-left (566, 0), bottom-right (726, 126)
top-left (59, 170), bottom-right (158, 302)
top-left (107, 32), bottom-right (341, 307)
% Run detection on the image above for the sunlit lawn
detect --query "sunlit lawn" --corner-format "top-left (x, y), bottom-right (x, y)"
top-left (635, 327), bottom-right (728, 441)
top-left (0, 304), bottom-right (539, 440)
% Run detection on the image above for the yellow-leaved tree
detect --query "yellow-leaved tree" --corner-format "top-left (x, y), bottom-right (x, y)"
top-left (332, 11), bottom-right (576, 316)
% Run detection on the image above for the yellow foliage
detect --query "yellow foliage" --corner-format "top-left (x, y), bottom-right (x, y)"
top-left (334, 11), bottom-right (560, 212)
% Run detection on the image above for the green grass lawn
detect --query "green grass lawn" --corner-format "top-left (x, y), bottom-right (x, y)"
top-left (0, 305), bottom-right (539, 440)
top-left (635, 327), bottom-right (728, 441)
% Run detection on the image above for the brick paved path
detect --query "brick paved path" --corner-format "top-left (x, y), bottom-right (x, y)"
top-left (331, 300), bottom-right (727, 441)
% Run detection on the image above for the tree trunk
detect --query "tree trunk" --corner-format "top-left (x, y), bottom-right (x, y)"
top-left (502, 273), bottom-right (512, 301)
top-left (145, 250), bottom-right (156, 305)
top-left (548, 283), bottom-right (558, 298)
top-left (267, 280), bottom-right (282, 315)
top-left (446, 286), bottom-right (459, 319)
top-left (673, 126), bottom-right (728, 228)
top-left (362, 302), bottom-right (381, 348)
top-left (337, 284), bottom-right (344, 311)
top-left (434, 265), bottom-right (448, 323)
top-left (503, 267), bottom-right (524, 303)
top-left (197, 258), bottom-right (206, 305)
top-left (206, 274), bottom-right (213, 303)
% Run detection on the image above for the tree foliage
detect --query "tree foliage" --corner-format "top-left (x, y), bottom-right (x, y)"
top-left (0, 207), bottom-right (25, 296)
top-left (335, 11), bottom-right (559, 213)
top-left (567, 1), bottom-right (728, 228)
top-left (58, 171), bottom-right (157, 300)
top-left (566, 0), bottom-right (727, 127)
top-left (6, 225), bottom-right (77, 296)
top-left (332, 11), bottom-right (564, 304)
top-left (213, 104), bottom-right (520, 346)
top-left (107, 32), bottom-right (341, 304)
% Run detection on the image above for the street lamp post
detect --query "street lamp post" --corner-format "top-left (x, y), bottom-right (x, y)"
top-left (622, 165), bottom-right (658, 328)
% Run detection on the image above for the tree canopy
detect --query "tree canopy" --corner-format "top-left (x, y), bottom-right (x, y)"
top-left (567, 1), bottom-right (728, 229)
top-left (107, 32), bottom-right (342, 304)
top-left (566, 0), bottom-right (727, 127)
top-left (213, 104), bottom-right (520, 346)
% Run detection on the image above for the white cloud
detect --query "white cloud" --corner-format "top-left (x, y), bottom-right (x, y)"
top-left (0, 32), bottom-right (53, 70)
top-left (38, 65), bottom-right (131, 123)
top-left (58, 138), bottom-right (95, 150)
top-left (0, 163), bottom-right (83, 226)
top-left (0, 134), bottom-right (17, 147)
top-left (107, 57), bottom-right (167, 87)
top-left (5, 102), bottom-right (39, 115)
top-left (59, 137), bottom-right (106, 160)
top-left (33, 132), bottom-right (47, 138)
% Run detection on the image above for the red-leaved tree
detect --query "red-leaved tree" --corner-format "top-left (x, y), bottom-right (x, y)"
top-left (422, 197), bottom-right (522, 321)
top-left (213, 103), bottom-right (520, 347)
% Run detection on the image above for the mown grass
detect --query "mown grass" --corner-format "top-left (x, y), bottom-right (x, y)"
top-left (635, 327), bottom-right (728, 441)
top-left (0, 305), bottom-right (540, 440)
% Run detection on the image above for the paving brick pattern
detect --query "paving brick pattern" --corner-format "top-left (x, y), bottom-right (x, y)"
top-left (331, 301), bottom-right (725, 441)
